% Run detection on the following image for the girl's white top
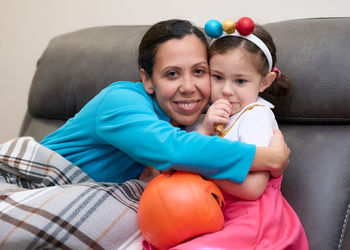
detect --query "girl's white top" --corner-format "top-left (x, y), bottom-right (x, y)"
top-left (189, 97), bottom-right (278, 147)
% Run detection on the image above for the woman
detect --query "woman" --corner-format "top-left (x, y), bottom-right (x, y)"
top-left (41, 19), bottom-right (290, 184)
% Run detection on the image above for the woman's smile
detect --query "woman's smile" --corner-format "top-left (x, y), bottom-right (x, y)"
top-left (174, 99), bottom-right (201, 113)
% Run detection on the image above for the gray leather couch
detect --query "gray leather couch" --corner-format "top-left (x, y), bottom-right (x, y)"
top-left (20, 18), bottom-right (350, 250)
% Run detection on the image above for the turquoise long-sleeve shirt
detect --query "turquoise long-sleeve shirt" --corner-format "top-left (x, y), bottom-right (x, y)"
top-left (41, 81), bottom-right (256, 183)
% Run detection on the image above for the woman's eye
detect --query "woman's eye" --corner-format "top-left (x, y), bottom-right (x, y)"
top-left (167, 71), bottom-right (178, 78)
top-left (194, 68), bottom-right (205, 75)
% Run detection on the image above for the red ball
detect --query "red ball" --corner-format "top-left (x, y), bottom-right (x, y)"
top-left (236, 17), bottom-right (255, 36)
top-left (137, 171), bottom-right (225, 250)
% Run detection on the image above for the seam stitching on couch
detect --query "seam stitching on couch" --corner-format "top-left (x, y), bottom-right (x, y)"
top-left (338, 202), bottom-right (350, 250)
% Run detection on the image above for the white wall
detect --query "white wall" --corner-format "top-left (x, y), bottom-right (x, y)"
top-left (0, 0), bottom-right (349, 142)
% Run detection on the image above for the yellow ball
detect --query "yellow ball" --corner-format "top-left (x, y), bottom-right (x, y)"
top-left (222, 19), bottom-right (236, 34)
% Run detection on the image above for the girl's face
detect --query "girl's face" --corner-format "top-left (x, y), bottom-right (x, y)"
top-left (141, 34), bottom-right (210, 126)
top-left (210, 48), bottom-right (273, 116)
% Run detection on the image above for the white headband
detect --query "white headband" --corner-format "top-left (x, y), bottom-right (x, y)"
top-left (211, 30), bottom-right (273, 71)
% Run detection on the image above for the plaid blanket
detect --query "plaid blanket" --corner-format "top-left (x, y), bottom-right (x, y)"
top-left (0, 137), bottom-right (146, 249)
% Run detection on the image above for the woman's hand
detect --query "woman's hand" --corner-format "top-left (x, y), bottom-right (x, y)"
top-left (268, 129), bottom-right (290, 177)
top-left (251, 129), bottom-right (290, 177)
top-left (197, 99), bottom-right (231, 136)
top-left (139, 166), bottom-right (161, 182)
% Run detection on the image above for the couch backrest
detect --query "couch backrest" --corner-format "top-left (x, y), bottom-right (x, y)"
top-left (20, 18), bottom-right (350, 250)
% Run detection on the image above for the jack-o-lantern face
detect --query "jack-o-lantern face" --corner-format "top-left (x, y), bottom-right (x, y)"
top-left (137, 170), bottom-right (225, 250)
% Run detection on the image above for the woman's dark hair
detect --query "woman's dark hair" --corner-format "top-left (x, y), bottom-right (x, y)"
top-left (209, 25), bottom-right (290, 97)
top-left (138, 19), bottom-right (208, 77)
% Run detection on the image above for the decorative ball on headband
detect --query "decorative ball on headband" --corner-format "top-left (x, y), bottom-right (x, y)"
top-left (204, 19), bottom-right (223, 38)
top-left (236, 17), bottom-right (255, 36)
top-left (205, 17), bottom-right (255, 38)
top-left (222, 19), bottom-right (236, 34)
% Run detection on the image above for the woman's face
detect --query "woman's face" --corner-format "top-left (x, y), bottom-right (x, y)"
top-left (141, 34), bottom-right (210, 127)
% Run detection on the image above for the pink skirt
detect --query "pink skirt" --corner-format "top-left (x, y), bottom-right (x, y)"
top-left (170, 175), bottom-right (309, 250)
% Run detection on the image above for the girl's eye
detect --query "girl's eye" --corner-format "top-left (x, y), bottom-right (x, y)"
top-left (212, 74), bottom-right (223, 81)
top-left (236, 79), bottom-right (246, 84)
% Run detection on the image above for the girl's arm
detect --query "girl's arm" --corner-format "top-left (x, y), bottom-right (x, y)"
top-left (214, 171), bottom-right (269, 200)
top-left (218, 106), bottom-right (277, 199)
top-left (226, 128), bottom-right (289, 199)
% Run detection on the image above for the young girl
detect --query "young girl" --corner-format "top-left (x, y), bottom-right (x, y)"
top-left (174, 18), bottom-right (309, 249)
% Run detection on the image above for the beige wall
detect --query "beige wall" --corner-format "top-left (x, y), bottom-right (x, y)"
top-left (0, 0), bottom-right (349, 142)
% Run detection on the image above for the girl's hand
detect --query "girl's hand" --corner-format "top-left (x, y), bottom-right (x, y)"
top-left (197, 99), bottom-right (231, 136)
top-left (268, 129), bottom-right (290, 177)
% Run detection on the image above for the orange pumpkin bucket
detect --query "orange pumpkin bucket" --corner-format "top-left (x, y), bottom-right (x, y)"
top-left (137, 170), bottom-right (225, 249)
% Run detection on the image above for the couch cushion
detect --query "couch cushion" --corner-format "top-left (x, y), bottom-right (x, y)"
top-left (264, 18), bottom-right (350, 124)
top-left (279, 124), bottom-right (350, 250)
top-left (28, 26), bottom-right (148, 120)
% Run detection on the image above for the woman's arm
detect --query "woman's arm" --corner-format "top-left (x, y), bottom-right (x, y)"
top-left (250, 129), bottom-right (290, 178)
top-left (96, 82), bottom-right (254, 184)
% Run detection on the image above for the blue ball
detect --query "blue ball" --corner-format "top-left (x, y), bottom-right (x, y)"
top-left (204, 19), bottom-right (223, 38)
